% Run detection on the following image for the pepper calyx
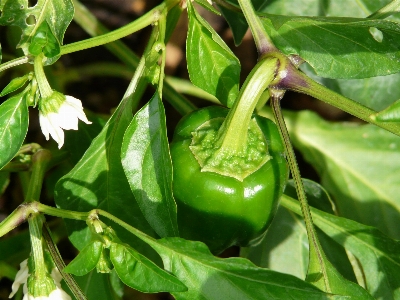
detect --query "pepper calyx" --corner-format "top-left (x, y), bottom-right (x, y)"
top-left (190, 116), bottom-right (271, 181)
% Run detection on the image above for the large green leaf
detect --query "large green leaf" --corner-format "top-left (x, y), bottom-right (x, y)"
top-left (259, 0), bottom-right (391, 17)
top-left (242, 179), bottom-right (354, 281)
top-left (285, 110), bottom-right (400, 240)
top-left (282, 195), bottom-right (400, 300)
top-left (0, 92), bottom-right (29, 170)
top-left (262, 15), bottom-right (400, 78)
top-left (54, 87), bottom-right (156, 252)
top-left (110, 242), bottom-right (186, 293)
top-left (150, 237), bottom-right (348, 299)
top-left (71, 271), bottom-right (117, 300)
top-left (0, 0), bottom-right (74, 54)
top-left (301, 63), bottom-right (400, 111)
top-left (241, 206), bottom-right (309, 279)
top-left (121, 93), bottom-right (179, 238)
top-left (186, 0), bottom-right (240, 107)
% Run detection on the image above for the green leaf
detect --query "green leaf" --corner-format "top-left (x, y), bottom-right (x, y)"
top-left (217, 0), bottom-right (264, 45)
top-left (186, 0), bottom-right (240, 107)
top-left (121, 93), bottom-right (179, 238)
top-left (282, 195), bottom-right (400, 300)
top-left (0, 172), bottom-right (10, 196)
top-left (54, 88), bottom-right (157, 252)
top-left (194, 0), bottom-right (221, 15)
top-left (0, 0), bottom-right (74, 55)
top-left (241, 206), bottom-right (309, 279)
top-left (0, 92), bottom-right (29, 170)
top-left (261, 15), bottom-right (400, 78)
top-left (285, 179), bottom-right (335, 214)
top-left (0, 74), bottom-right (30, 97)
top-left (28, 21), bottom-right (60, 57)
top-left (110, 242), bottom-right (186, 293)
top-left (285, 110), bottom-right (400, 239)
top-left (71, 271), bottom-right (117, 300)
top-left (372, 98), bottom-right (400, 122)
top-left (258, 0), bottom-right (391, 18)
top-left (150, 237), bottom-right (347, 299)
top-left (301, 63), bottom-right (400, 111)
top-left (64, 241), bottom-right (103, 276)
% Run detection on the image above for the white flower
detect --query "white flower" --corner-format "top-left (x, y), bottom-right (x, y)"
top-left (39, 92), bottom-right (91, 149)
top-left (9, 259), bottom-right (29, 298)
top-left (22, 286), bottom-right (71, 300)
top-left (9, 259), bottom-right (71, 300)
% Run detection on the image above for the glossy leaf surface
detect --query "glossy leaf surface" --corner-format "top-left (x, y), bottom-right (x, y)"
top-left (285, 110), bottom-right (400, 240)
top-left (0, 0), bottom-right (73, 54)
top-left (187, 0), bottom-right (240, 107)
top-left (110, 242), bottom-right (186, 293)
top-left (0, 92), bottom-right (28, 170)
top-left (282, 195), bottom-right (400, 299)
top-left (150, 238), bottom-right (348, 300)
top-left (55, 88), bottom-right (156, 251)
top-left (301, 63), bottom-right (400, 111)
top-left (63, 241), bottom-right (102, 276)
top-left (121, 93), bottom-right (179, 238)
top-left (262, 15), bottom-right (400, 78)
top-left (0, 74), bottom-right (30, 97)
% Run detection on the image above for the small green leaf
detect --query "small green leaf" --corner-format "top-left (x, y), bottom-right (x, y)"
top-left (0, 74), bottom-right (31, 97)
top-left (186, 0), bottom-right (240, 107)
top-left (0, 92), bottom-right (29, 170)
top-left (372, 98), bottom-right (400, 122)
top-left (110, 242), bottom-right (187, 293)
top-left (151, 237), bottom-right (347, 299)
top-left (64, 241), bottom-right (103, 276)
top-left (121, 93), bottom-right (179, 238)
top-left (194, 0), bottom-right (221, 15)
top-left (28, 21), bottom-right (60, 57)
top-left (262, 15), bottom-right (400, 78)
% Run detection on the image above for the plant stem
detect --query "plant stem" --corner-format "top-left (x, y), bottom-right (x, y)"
top-left (237, 0), bottom-right (277, 55)
top-left (216, 57), bottom-right (278, 154)
top-left (28, 215), bottom-right (47, 278)
top-left (281, 69), bottom-right (400, 137)
top-left (0, 56), bottom-right (29, 74)
top-left (24, 149), bottom-right (52, 203)
top-left (368, 0), bottom-right (400, 19)
top-left (61, 1), bottom-right (176, 56)
top-left (33, 54), bottom-right (53, 98)
top-left (42, 223), bottom-right (87, 300)
top-left (72, 0), bottom-right (196, 115)
top-left (270, 95), bottom-right (330, 292)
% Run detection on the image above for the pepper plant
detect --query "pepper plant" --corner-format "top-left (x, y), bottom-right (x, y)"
top-left (0, 0), bottom-right (400, 299)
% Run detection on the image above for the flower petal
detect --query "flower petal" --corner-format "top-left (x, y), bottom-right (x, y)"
top-left (57, 103), bottom-right (79, 130)
top-left (65, 96), bottom-right (92, 125)
top-left (39, 113), bottom-right (51, 141)
top-left (9, 259), bottom-right (29, 298)
top-left (45, 113), bottom-right (65, 148)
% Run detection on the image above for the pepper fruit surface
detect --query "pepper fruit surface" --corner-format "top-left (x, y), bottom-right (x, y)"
top-left (170, 106), bottom-right (289, 254)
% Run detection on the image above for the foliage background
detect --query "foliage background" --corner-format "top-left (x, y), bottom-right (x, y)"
top-left (0, 0), bottom-right (399, 299)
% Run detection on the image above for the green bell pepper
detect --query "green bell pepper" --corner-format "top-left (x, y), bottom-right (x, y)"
top-left (170, 106), bottom-right (289, 254)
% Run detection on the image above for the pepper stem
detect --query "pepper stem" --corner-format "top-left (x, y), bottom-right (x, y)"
top-left (215, 57), bottom-right (278, 155)
top-left (33, 54), bottom-right (53, 99)
top-left (237, 0), bottom-right (278, 55)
